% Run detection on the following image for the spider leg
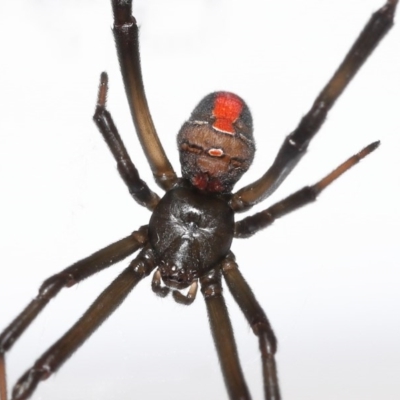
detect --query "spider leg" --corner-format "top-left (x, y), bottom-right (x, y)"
top-left (235, 142), bottom-right (379, 238)
top-left (93, 72), bottom-right (160, 210)
top-left (221, 253), bottom-right (280, 400)
top-left (0, 226), bottom-right (148, 399)
top-left (9, 246), bottom-right (156, 400)
top-left (0, 357), bottom-right (6, 400)
top-left (200, 268), bottom-right (251, 400)
top-left (111, 0), bottom-right (178, 191)
top-left (230, 0), bottom-right (398, 212)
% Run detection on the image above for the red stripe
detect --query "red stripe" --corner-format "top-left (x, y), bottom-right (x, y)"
top-left (212, 92), bottom-right (243, 134)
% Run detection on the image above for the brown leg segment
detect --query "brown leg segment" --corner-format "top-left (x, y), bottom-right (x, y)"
top-left (0, 356), bottom-right (6, 400)
top-left (234, 141), bottom-right (379, 238)
top-left (93, 72), bottom-right (160, 210)
top-left (0, 226), bottom-right (148, 400)
top-left (200, 269), bottom-right (251, 400)
top-left (221, 254), bottom-right (280, 400)
top-left (10, 246), bottom-right (156, 400)
top-left (111, 0), bottom-right (178, 191)
top-left (230, 0), bottom-right (398, 212)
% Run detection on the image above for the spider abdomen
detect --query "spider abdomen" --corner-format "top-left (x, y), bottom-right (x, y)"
top-left (148, 184), bottom-right (234, 289)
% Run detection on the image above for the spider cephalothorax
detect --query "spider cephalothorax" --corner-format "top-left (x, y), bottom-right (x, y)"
top-left (149, 183), bottom-right (234, 289)
top-left (178, 91), bottom-right (255, 193)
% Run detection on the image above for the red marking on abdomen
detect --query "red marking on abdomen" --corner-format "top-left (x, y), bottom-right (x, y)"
top-left (192, 173), bottom-right (224, 192)
top-left (208, 148), bottom-right (224, 157)
top-left (212, 92), bottom-right (243, 135)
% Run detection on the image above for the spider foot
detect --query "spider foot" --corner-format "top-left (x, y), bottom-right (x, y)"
top-left (96, 72), bottom-right (108, 108)
top-left (12, 365), bottom-right (49, 400)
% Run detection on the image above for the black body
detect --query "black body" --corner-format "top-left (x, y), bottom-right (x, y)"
top-left (149, 182), bottom-right (234, 289)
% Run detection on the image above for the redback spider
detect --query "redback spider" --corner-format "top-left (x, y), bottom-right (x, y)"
top-left (0, 1), bottom-right (399, 399)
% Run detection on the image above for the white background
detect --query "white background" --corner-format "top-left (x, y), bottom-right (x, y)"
top-left (0, 1), bottom-right (399, 399)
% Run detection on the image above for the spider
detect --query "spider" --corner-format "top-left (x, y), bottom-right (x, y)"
top-left (0, 0), bottom-right (400, 398)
